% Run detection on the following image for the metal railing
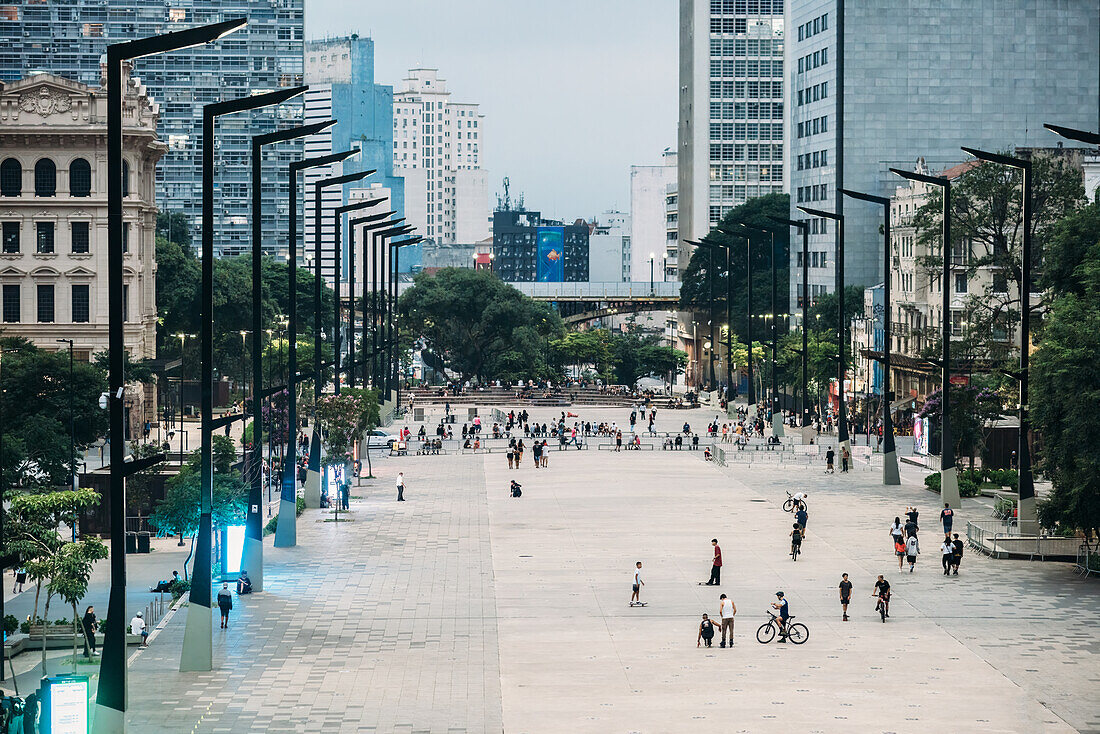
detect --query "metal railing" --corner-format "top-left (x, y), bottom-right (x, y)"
top-left (1075, 545), bottom-right (1100, 577)
top-left (966, 520), bottom-right (1083, 560)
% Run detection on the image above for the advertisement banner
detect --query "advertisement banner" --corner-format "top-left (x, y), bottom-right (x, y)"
top-left (536, 227), bottom-right (565, 282)
top-left (914, 417), bottom-right (928, 455)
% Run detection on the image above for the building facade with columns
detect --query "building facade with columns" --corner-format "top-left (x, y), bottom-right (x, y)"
top-left (0, 69), bottom-right (162, 421)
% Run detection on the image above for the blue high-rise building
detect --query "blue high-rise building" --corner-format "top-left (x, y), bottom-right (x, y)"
top-left (0, 0), bottom-right (306, 259)
top-left (304, 35), bottom-right (408, 288)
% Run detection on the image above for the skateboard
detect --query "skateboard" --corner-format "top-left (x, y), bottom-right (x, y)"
top-left (629, 601), bottom-right (648, 607)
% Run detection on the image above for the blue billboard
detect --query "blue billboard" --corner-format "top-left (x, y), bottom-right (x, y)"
top-left (536, 227), bottom-right (565, 282)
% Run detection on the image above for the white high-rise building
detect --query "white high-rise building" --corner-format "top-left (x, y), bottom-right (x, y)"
top-left (393, 69), bottom-right (489, 244)
top-left (630, 148), bottom-right (678, 282)
top-left (589, 212), bottom-right (632, 283)
top-left (678, 0), bottom-right (786, 274)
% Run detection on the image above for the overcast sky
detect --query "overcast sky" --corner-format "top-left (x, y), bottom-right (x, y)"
top-left (306, 0), bottom-right (678, 221)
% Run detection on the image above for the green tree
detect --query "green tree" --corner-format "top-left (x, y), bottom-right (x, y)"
top-left (315, 387), bottom-right (380, 476)
top-left (397, 268), bottom-right (564, 382)
top-left (678, 193), bottom-right (791, 345)
top-left (0, 340), bottom-right (107, 487)
top-left (1032, 200), bottom-right (1100, 539)
top-left (917, 383), bottom-right (1005, 469)
top-left (5, 488), bottom-right (107, 669)
top-left (607, 329), bottom-right (687, 386)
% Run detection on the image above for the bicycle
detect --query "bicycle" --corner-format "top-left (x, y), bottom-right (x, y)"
top-left (874, 593), bottom-right (890, 622)
top-left (756, 611), bottom-right (809, 644)
top-left (782, 492), bottom-right (807, 513)
top-left (790, 540), bottom-right (801, 561)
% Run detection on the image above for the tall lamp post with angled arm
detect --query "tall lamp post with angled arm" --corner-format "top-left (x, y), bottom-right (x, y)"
top-left (383, 227), bottom-right (417, 397)
top-left (332, 198), bottom-right (384, 394)
top-left (768, 216), bottom-right (810, 429)
top-left (348, 208), bottom-right (393, 387)
top-left (888, 167), bottom-right (959, 507)
top-left (796, 206), bottom-right (851, 458)
top-left (718, 227), bottom-right (757, 407)
top-left (370, 219), bottom-right (407, 394)
top-left (840, 188), bottom-right (901, 485)
top-left (102, 18), bottom-right (246, 729)
top-left (389, 233), bottom-right (422, 403)
top-left (302, 170), bottom-right (372, 509)
top-left (275, 148), bottom-right (360, 550)
top-left (241, 118), bottom-right (336, 592)
top-left (686, 239), bottom-right (732, 404)
top-left (180, 83), bottom-right (311, 676)
top-left (738, 222), bottom-right (784, 437)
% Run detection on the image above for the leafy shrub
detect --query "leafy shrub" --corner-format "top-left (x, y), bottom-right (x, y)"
top-left (168, 579), bottom-right (191, 602)
top-left (959, 477), bottom-right (981, 497)
top-left (924, 473), bottom-right (941, 491)
top-left (3, 615), bottom-right (17, 635)
top-left (263, 495), bottom-right (306, 536)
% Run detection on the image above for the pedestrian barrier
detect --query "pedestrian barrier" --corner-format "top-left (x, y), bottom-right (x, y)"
top-left (596, 443), bottom-right (655, 451)
top-left (1074, 545), bottom-right (1100, 577)
top-left (966, 520), bottom-right (1082, 561)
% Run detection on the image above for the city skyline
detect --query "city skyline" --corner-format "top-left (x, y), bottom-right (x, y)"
top-left (305, 0), bottom-right (678, 221)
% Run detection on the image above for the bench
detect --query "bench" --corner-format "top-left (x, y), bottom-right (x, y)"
top-left (597, 442), bottom-right (655, 451)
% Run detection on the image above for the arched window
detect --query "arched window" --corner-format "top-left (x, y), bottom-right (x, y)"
top-left (70, 158), bottom-right (91, 197)
top-left (121, 160), bottom-right (130, 197)
top-left (0, 159), bottom-right (21, 197)
top-left (34, 159), bottom-right (56, 197)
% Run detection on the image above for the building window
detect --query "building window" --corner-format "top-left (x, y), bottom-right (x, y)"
top-left (2, 222), bottom-right (18, 253)
top-left (954, 273), bottom-right (968, 294)
top-left (36, 222), bottom-right (54, 253)
top-left (72, 284), bottom-right (89, 323)
top-left (121, 160), bottom-right (130, 197)
top-left (34, 159), bottom-right (56, 197)
top-left (122, 223), bottom-right (129, 253)
top-left (1, 284), bottom-right (17, 322)
top-left (0, 159), bottom-right (20, 197)
top-left (71, 222), bottom-right (89, 253)
top-left (70, 158), bottom-right (91, 197)
top-left (37, 284), bottom-right (54, 323)
top-left (122, 284), bottom-right (129, 322)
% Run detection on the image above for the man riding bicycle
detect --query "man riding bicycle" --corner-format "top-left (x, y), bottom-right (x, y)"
top-left (873, 575), bottom-right (891, 618)
top-left (790, 523), bottom-right (804, 557)
top-left (771, 591), bottom-right (790, 641)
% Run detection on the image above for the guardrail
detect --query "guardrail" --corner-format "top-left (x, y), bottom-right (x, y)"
top-left (1075, 545), bottom-right (1100, 577)
top-left (966, 520), bottom-right (1083, 560)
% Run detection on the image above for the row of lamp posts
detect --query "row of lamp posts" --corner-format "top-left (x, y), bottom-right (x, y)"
top-left (101, 17), bottom-right (416, 731)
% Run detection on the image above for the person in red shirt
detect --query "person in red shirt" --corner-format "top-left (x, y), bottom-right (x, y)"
top-left (705, 539), bottom-right (722, 585)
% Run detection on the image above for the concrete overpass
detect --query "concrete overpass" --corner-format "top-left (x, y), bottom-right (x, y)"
top-left (397, 280), bottom-right (680, 325)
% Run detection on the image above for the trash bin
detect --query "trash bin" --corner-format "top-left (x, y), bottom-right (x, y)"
top-left (414, 407), bottom-right (424, 422)
top-left (125, 532), bottom-right (137, 555)
top-left (136, 532), bottom-right (151, 554)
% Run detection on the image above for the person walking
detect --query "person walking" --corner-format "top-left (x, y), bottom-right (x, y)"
top-left (540, 440), bottom-right (549, 468)
top-left (718, 593), bottom-right (736, 647)
top-left (940, 536), bottom-right (955, 575)
top-left (515, 440), bottom-right (524, 468)
top-left (890, 516), bottom-right (904, 550)
top-left (796, 505), bottom-right (808, 536)
top-left (129, 611), bottom-right (148, 645)
top-left (615, 430), bottom-right (623, 452)
top-left (506, 446), bottom-right (514, 470)
top-left (82, 606), bottom-right (99, 657)
top-left (12, 567), bottom-right (26, 594)
top-left (825, 447), bottom-right (835, 473)
top-left (630, 562), bottom-right (645, 606)
top-left (951, 533), bottom-right (964, 574)
top-left (839, 574), bottom-right (853, 621)
top-left (697, 614), bottom-right (716, 648)
top-left (841, 446), bottom-right (851, 473)
top-left (532, 441), bottom-right (543, 469)
top-left (217, 583), bottom-right (233, 629)
top-left (396, 472), bottom-right (406, 502)
top-left (705, 539), bottom-right (722, 585)
top-left (905, 533), bottom-right (920, 572)
top-left (894, 535), bottom-right (907, 571)
top-left (940, 503), bottom-right (954, 538)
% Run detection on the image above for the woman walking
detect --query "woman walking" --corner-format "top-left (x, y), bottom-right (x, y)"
top-left (82, 606), bottom-right (99, 657)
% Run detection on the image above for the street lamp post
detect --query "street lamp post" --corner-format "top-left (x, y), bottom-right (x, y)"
top-left (687, 239), bottom-right (732, 405)
top-left (719, 227), bottom-right (757, 407)
top-left (275, 148), bottom-right (359, 549)
top-left (241, 119), bottom-right (335, 590)
top-left (351, 212), bottom-right (397, 387)
top-left (964, 144), bottom-right (1047, 532)
top-left (103, 19), bottom-right (246, 728)
top-left (739, 223), bottom-right (783, 437)
top-left (840, 188), bottom-right (901, 485)
top-left (649, 253), bottom-right (655, 296)
top-left (181, 83), bottom-right (309, 676)
top-left (796, 206), bottom-right (850, 457)
top-left (370, 220), bottom-right (407, 397)
top-left (303, 171), bottom-right (372, 510)
top-left (889, 167), bottom-right (959, 506)
top-left (348, 209), bottom-right (393, 388)
top-left (332, 198), bottom-right (384, 395)
top-left (389, 234), bottom-right (422, 402)
top-left (384, 229), bottom-right (417, 397)
top-left (768, 217), bottom-right (810, 429)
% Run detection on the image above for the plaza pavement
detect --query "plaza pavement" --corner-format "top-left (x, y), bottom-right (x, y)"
top-left (113, 405), bottom-right (1098, 733)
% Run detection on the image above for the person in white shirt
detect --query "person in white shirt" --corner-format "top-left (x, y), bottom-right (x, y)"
top-left (906, 535), bottom-right (920, 572)
top-left (792, 492), bottom-right (808, 511)
top-left (718, 594), bottom-right (737, 648)
top-left (396, 472), bottom-right (405, 502)
top-left (940, 538), bottom-right (955, 576)
top-left (129, 612), bottom-right (148, 646)
top-left (630, 562), bottom-right (644, 605)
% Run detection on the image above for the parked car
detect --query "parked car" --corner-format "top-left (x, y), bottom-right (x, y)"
top-left (364, 429), bottom-right (400, 451)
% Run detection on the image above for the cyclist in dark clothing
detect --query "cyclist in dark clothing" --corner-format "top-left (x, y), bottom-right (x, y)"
top-left (772, 591), bottom-right (790, 640)
top-left (873, 575), bottom-right (891, 619)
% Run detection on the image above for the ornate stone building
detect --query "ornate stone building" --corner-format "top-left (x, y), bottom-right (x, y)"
top-left (0, 66), bottom-right (162, 427)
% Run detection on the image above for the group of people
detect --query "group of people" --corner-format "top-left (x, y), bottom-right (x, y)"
top-left (889, 504), bottom-right (964, 574)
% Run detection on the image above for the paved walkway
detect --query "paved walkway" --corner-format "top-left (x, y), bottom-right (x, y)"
top-left (120, 405), bottom-right (1099, 733)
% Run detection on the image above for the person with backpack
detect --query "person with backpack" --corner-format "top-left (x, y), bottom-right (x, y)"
top-left (825, 447), bottom-right (835, 473)
top-left (697, 613), bottom-right (716, 648)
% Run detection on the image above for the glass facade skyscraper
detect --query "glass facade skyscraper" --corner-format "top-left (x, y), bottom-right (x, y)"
top-left (0, 0), bottom-right (305, 259)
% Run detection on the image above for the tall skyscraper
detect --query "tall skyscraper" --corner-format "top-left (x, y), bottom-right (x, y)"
top-left (0, 0), bottom-right (306, 259)
top-left (678, 0), bottom-right (786, 273)
top-left (786, 0), bottom-right (1100, 310)
top-left (304, 35), bottom-right (405, 282)
top-left (393, 69), bottom-right (489, 246)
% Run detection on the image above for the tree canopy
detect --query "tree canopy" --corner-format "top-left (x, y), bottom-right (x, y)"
top-left (397, 268), bottom-right (564, 383)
